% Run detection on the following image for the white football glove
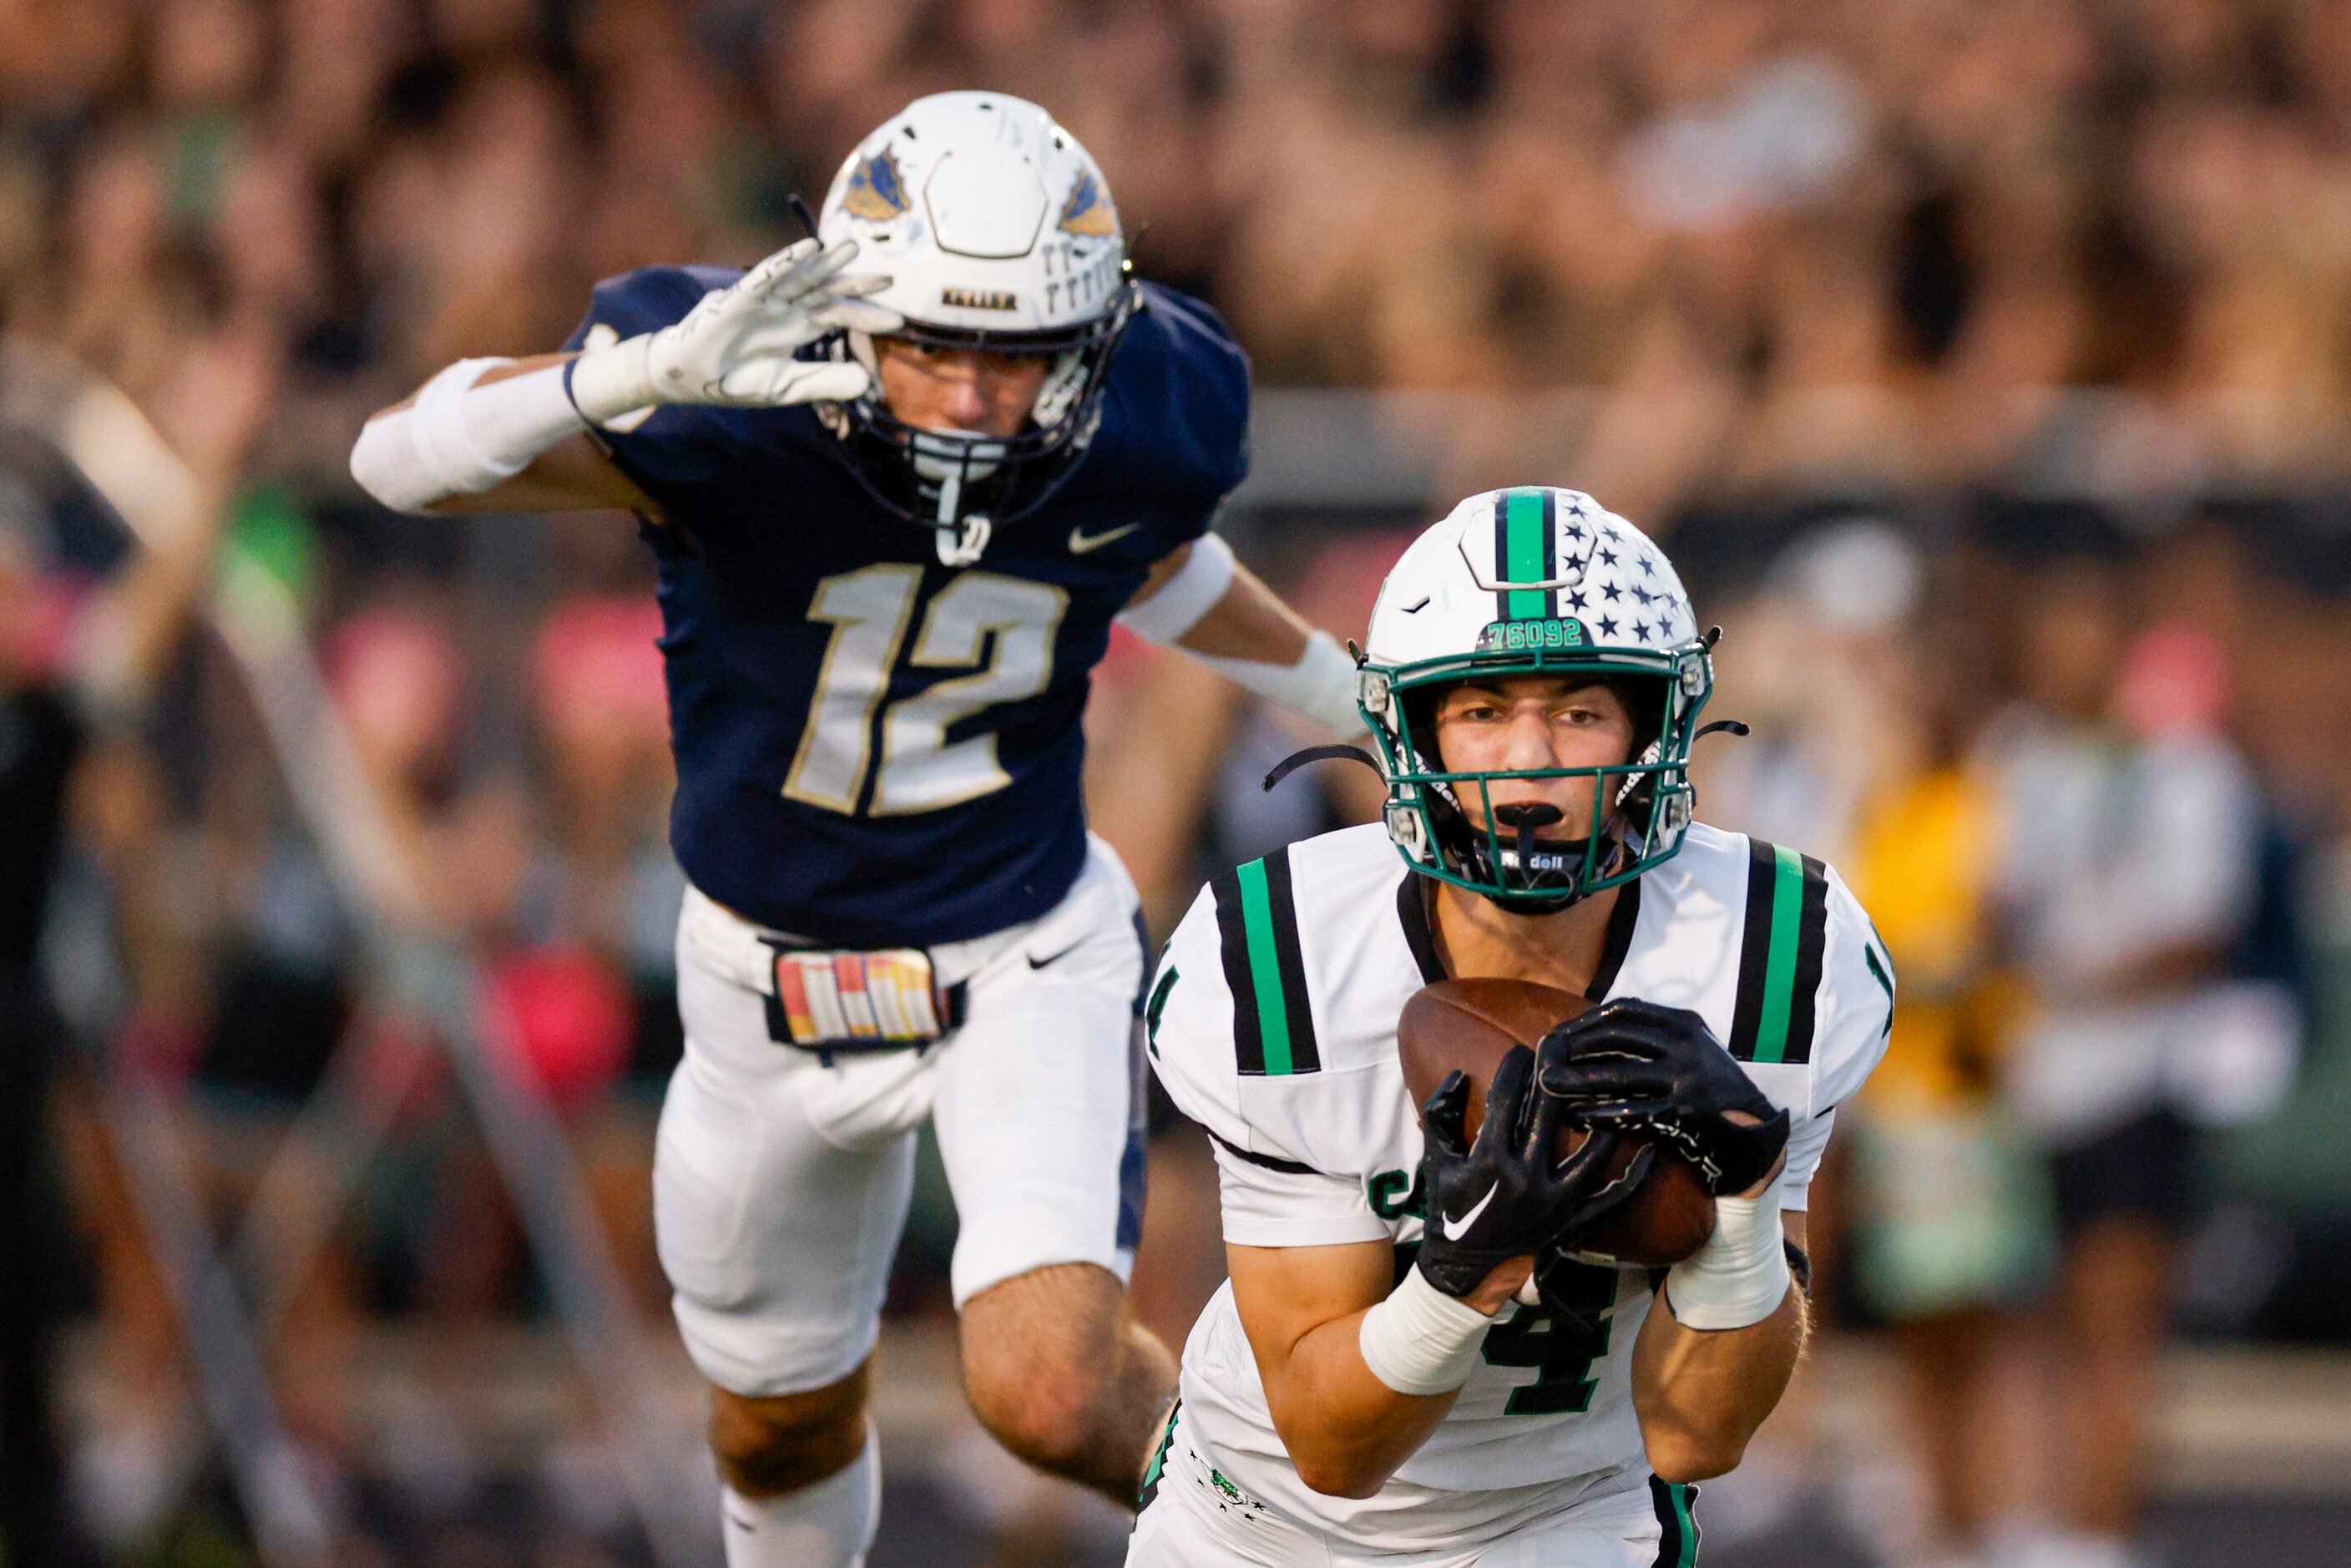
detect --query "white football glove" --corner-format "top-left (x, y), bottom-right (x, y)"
top-left (568, 239), bottom-right (902, 424)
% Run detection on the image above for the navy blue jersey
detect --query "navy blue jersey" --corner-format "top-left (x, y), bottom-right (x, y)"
top-left (565, 270), bottom-right (1248, 948)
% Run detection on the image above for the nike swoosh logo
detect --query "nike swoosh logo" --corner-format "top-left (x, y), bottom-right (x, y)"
top-left (1028, 938), bottom-right (1085, 969)
top-left (1068, 522), bottom-right (1140, 554)
top-left (1440, 1182), bottom-right (1498, 1240)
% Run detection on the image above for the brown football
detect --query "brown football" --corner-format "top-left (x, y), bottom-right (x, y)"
top-left (1397, 978), bottom-right (1715, 1267)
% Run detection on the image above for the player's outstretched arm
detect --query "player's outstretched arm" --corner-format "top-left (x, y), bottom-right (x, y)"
top-left (1120, 537), bottom-right (1363, 736)
top-left (349, 240), bottom-right (897, 518)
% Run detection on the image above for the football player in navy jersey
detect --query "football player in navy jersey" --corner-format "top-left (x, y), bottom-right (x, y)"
top-left (351, 93), bottom-right (1360, 1566)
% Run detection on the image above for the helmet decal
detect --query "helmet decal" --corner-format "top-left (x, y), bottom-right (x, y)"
top-left (842, 148), bottom-right (912, 221)
top-left (1057, 169), bottom-right (1118, 236)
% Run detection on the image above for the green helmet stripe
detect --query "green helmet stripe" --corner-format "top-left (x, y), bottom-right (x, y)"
top-left (1501, 488), bottom-right (1553, 620)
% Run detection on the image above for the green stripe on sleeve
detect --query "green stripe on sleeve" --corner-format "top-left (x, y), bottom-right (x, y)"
top-left (1235, 859), bottom-right (1296, 1076)
top-left (1749, 843), bottom-right (1807, 1065)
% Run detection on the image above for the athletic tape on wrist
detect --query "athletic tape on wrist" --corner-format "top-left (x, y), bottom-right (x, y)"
top-left (1116, 533), bottom-right (1235, 644)
top-left (1358, 1265), bottom-right (1499, 1396)
top-left (1191, 629), bottom-right (1366, 736)
top-left (1663, 1177), bottom-right (1791, 1332)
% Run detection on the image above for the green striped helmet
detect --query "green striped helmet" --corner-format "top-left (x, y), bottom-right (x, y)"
top-left (1358, 487), bottom-right (1712, 907)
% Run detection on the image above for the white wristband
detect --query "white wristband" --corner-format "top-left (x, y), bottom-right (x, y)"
top-left (1191, 629), bottom-right (1366, 736)
top-left (1117, 533), bottom-right (1236, 644)
top-left (1662, 1177), bottom-right (1790, 1331)
top-left (1358, 1266), bottom-right (1499, 1396)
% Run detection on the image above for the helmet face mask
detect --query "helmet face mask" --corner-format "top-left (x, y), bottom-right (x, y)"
top-left (1360, 488), bottom-right (1711, 908)
top-left (813, 92), bottom-right (1140, 555)
top-left (825, 286), bottom-right (1139, 537)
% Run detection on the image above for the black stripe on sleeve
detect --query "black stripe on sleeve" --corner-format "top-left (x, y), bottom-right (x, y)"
top-left (1727, 837), bottom-right (1777, 1060)
top-left (1206, 1126), bottom-right (1320, 1177)
top-left (1210, 868), bottom-right (1266, 1076)
top-left (1261, 847), bottom-right (1321, 1074)
top-left (1781, 853), bottom-right (1831, 1065)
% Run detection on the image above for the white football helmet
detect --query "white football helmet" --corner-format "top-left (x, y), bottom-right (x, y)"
top-left (1358, 487), bottom-right (1717, 906)
top-left (816, 91), bottom-right (1136, 559)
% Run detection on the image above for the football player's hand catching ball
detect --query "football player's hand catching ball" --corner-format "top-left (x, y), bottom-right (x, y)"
top-left (1535, 999), bottom-right (1790, 1196)
top-left (1414, 1044), bottom-right (1651, 1305)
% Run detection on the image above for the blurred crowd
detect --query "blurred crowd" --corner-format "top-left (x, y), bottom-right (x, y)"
top-left (11, 0), bottom-right (2351, 496)
top-left (4, 0), bottom-right (2351, 1563)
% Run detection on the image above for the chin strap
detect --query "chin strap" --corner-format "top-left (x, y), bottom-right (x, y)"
top-left (1261, 743), bottom-right (1383, 792)
top-left (1696, 719), bottom-right (1750, 743)
top-left (936, 508), bottom-right (991, 566)
top-left (1491, 802), bottom-right (1562, 873)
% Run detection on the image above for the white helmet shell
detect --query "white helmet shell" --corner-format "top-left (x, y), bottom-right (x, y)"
top-left (1357, 487), bottom-right (1713, 900)
top-left (1364, 487), bottom-right (1700, 675)
top-left (818, 91), bottom-right (1125, 339)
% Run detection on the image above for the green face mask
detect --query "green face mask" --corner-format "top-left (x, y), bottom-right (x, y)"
top-left (1360, 628), bottom-right (1714, 907)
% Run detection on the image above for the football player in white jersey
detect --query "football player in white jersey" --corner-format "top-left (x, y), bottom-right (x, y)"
top-left (1136, 488), bottom-right (1894, 1565)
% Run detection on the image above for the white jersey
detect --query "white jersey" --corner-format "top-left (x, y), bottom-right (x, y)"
top-left (1145, 822), bottom-right (1891, 1553)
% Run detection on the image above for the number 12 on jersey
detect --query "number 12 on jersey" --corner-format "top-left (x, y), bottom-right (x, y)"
top-left (784, 565), bottom-right (1068, 817)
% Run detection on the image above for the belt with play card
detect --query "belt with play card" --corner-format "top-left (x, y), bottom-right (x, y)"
top-left (761, 942), bottom-right (969, 1060)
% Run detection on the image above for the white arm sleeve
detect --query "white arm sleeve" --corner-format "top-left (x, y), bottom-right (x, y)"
top-left (1188, 630), bottom-right (1366, 737)
top-left (349, 358), bottom-right (587, 513)
top-left (1117, 533), bottom-right (1236, 643)
top-left (1118, 534), bottom-right (1366, 735)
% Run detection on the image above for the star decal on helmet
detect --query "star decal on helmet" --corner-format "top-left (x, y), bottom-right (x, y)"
top-left (842, 146), bottom-right (912, 220)
top-left (1596, 546), bottom-right (1618, 569)
top-left (1596, 615), bottom-right (1620, 638)
top-left (1057, 169), bottom-right (1117, 236)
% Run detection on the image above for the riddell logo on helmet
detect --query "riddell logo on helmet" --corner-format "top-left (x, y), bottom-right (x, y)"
top-left (940, 286), bottom-right (1018, 311)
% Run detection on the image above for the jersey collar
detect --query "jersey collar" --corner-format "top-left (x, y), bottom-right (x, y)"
top-left (1393, 873), bottom-right (1644, 1003)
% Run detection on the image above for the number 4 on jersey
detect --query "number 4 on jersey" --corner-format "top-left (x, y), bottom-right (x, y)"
top-left (1480, 1260), bottom-right (1620, 1416)
top-left (786, 566), bottom-right (1068, 817)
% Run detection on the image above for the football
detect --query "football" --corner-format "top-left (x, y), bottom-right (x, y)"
top-left (1397, 978), bottom-right (1715, 1267)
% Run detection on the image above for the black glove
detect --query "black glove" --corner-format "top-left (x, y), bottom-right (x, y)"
top-left (1534, 999), bottom-right (1791, 1196)
top-left (1414, 1044), bottom-right (1654, 1298)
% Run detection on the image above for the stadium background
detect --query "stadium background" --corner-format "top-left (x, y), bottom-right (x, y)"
top-left (3, 0), bottom-right (2349, 1564)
